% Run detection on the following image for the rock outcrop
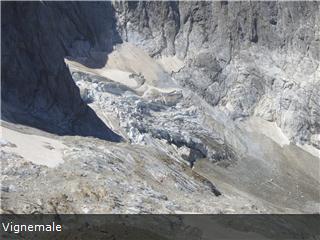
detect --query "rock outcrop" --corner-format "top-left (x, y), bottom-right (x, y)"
top-left (1, 2), bottom-right (121, 141)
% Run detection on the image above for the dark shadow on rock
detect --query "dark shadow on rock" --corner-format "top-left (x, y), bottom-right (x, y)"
top-left (2, 100), bottom-right (122, 142)
top-left (71, 105), bottom-right (123, 142)
top-left (62, 1), bottom-right (123, 68)
top-left (1, 1), bottom-right (122, 142)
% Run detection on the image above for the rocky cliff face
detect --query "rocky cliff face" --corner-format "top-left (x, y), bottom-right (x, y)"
top-left (113, 1), bottom-right (320, 147)
top-left (1, 2), bottom-right (121, 141)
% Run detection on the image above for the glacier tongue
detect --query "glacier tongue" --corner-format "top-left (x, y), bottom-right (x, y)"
top-left (64, 42), bottom-right (320, 213)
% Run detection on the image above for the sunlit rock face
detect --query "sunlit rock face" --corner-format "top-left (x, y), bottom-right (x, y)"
top-left (1, 1), bottom-right (319, 215)
top-left (113, 1), bottom-right (320, 147)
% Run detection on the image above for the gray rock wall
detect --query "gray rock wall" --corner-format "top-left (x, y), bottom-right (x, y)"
top-left (113, 1), bottom-right (320, 147)
top-left (114, 1), bottom-right (319, 62)
top-left (1, 2), bottom-right (121, 141)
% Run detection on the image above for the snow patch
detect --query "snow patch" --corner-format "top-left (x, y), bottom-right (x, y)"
top-left (1, 126), bottom-right (65, 167)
